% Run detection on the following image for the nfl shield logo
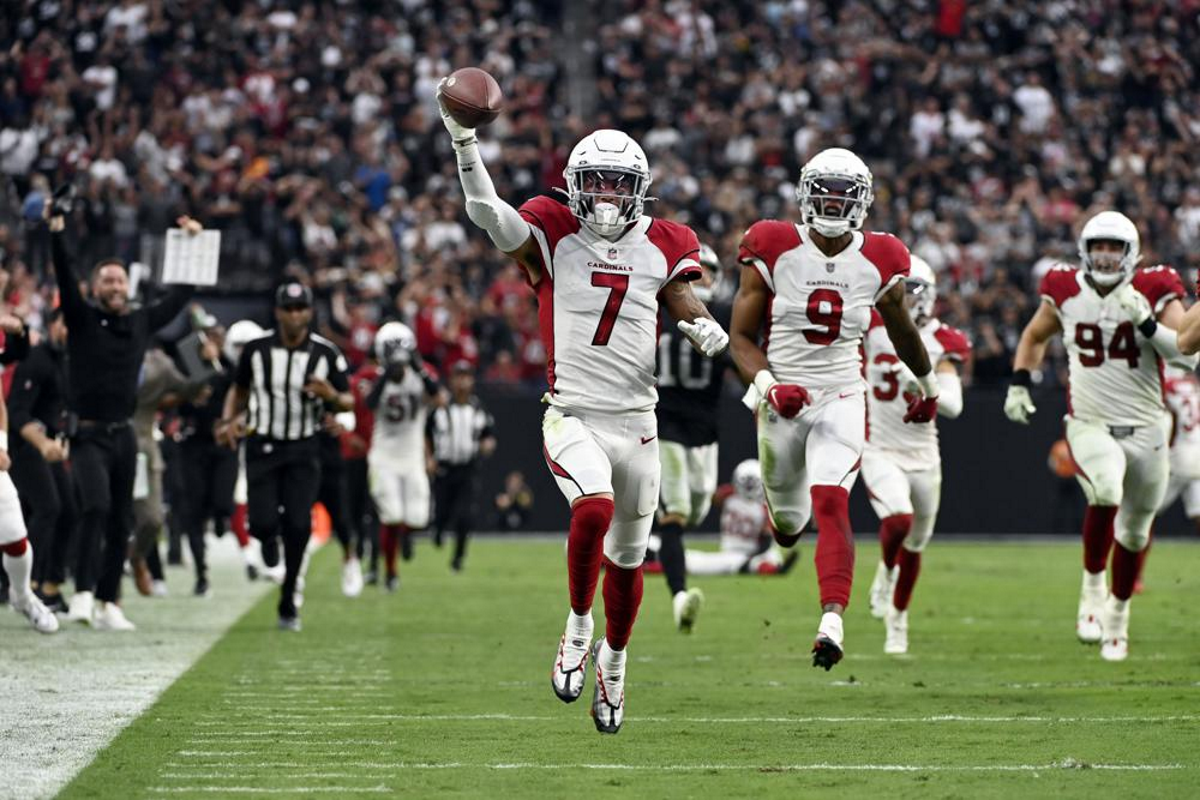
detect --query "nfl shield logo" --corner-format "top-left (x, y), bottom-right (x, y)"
top-left (608, 247), bottom-right (619, 261)
top-left (825, 262), bottom-right (836, 273)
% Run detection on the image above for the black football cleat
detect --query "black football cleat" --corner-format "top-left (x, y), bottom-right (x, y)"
top-left (777, 549), bottom-right (800, 575)
top-left (812, 635), bottom-right (844, 671)
top-left (590, 641), bottom-right (624, 735)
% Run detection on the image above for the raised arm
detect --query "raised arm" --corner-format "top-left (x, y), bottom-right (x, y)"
top-left (47, 217), bottom-right (86, 323)
top-left (1005, 300), bottom-right (1062, 424)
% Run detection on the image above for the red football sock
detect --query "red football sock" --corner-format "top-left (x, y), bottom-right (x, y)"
top-left (879, 513), bottom-right (913, 569)
top-left (893, 548), bottom-right (922, 611)
top-left (231, 504), bottom-right (250, 548)
top-left (1110, 542), bottom-right (1143, 601)
top-left (380, 524), bottom-right (399, 578)
top-left (811, 485), bottom-right (854, 608)
top-left (1, 537), bottom-right (28, 557)
top-left (567, 497), bottom-right (614, 614)
top-left (1082, 505), bottom-right (1116, 574)
top-left (602, 559), bottom-right (643, 650)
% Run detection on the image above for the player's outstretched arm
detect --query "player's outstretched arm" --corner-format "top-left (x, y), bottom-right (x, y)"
top-left (1006, 300), bottom-right (1061, 424)
top-left (1117, 291), bottom-right (1199, 369)
top-left (662, 280), bottom-right (728, 358)
top-left (1177, 301), bottom-right (1200, 355)
top-left (435, 80), bottom-right (539, 283)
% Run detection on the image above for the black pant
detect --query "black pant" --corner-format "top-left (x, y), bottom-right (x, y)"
top-left (345, 457), bottom-right (376, 567)
top-left (11, 441), bottom-right (78, 587)
top-left (71, 424), bottom-right (137, 603)
top-left (318, 457), bottom-right (356, 558)
top-left (180, 438), bottom-right (238, 581)
top-left (434, 464), bottom-right (477, 565)
top-left (246, 437), bottom-right (321, 618)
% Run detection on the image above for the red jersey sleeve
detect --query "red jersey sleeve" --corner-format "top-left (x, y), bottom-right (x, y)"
top-left (647, 219), bottom-right (702, 285)
top-left (1038, 265), bottom-right (1081, 309)
top-left (517, 196), bottom-right (580, 278)
top-left (860, 232), bottom-right (911, 302)
top-left (1132, 265), bottom-right (1185, 315)
top-left (737, 220), bottom-right (801, 294)
top-left (933, 325), bottom-right (972, 363)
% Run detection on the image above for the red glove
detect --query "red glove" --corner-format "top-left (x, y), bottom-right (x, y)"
top-left (903, 394), bottom-right (938, 423)
top-left (766, 383), bottom-right (810, 419)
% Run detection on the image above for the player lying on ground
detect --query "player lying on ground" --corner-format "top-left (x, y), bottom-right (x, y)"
top-left (1005, 210), bottom-right (1196, 662)
top-left (730, 147), bottom-right (937, 671)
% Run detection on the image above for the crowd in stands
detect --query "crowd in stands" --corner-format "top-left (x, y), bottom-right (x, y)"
top-left (1, 0), bottom-right (1198, 388)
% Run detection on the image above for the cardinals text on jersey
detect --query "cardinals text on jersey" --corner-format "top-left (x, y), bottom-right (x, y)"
top-left (519, 196), bottom-right (701, 414)
top-left (738, 221), bottom-right (909, 392)
top-left (1040, 265), bottom-right (1184, 426)
top-left (865, 312), bottom-right (970, 470)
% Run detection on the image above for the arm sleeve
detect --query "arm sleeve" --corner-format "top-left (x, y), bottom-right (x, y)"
top-left (147, 285), bottom-right (195, 331)
top-left (455, 140), bottom-right (530, 252)
top-left (1147, 324), bottom-right (1199, 370)
top-left (51, 232), bottom-right (86, 323)
top-left (936, 370), bottom-right (964, 419)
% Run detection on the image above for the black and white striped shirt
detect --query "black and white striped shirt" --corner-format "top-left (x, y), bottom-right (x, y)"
top-left (427, 398), bottom-right (494, 466)
top-left (235, 331), bottom-right (350, 441)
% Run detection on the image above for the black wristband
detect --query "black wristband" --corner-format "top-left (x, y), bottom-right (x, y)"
top-left (1138, 317), bottom-right (1158, 338)
top-left (1011, 369), bottom-right (1032, 388)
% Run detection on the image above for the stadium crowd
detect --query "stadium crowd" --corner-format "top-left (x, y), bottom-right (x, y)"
top-left (0, 0), bottom-right (1198, 390)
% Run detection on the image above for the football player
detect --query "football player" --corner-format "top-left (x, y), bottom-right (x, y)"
top-left (365, 322), bottom-right (440, 592)
top-left (438, 84), bottom-right (728, 734)
top-left (1157, 366), bottom-right (1200, 535)
top-left (652, 243), bottom-right (731, 631)
top-left (1005, 211), bottom-right (1196, 661)
top-left (862, 255), bottom-right (970, 655)
top-left (730, 147), bottom-right (938, 671)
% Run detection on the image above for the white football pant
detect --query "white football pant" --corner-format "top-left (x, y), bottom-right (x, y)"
top-left (542, 406), bottom-right (660, 569)
top-left (0, 472), bottom-right (28, 546)
top-left (658, 440), bottom-right (718, 528)
top-left (369, 457), bottom-right (431, 528)
top-left (861, 449), bottom-right (942, 553)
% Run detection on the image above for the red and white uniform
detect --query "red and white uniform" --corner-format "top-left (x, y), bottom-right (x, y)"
top-left (368, 367), bottom-right (431, 528)
top-left (523, 196), bottom-right (701, 568)
top-left (1042, 265), bottom-right (1181, 541)
top-left (738, 222), bottom-right (909, 533)
top-left (684, 489), bottom-right (782, 575)
top-left (1158, 368), bottom-right (1200, 517)
top-left (862, 314), bottom-right (969, 549)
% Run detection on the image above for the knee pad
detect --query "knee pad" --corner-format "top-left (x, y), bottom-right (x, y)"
top-left (811, 485), bottom-right (849, 522)
top-left (903, 516), bottom-right (935, 553)
top-left (603, 538), bottom-right (646, 570)
top-left (687, 494), bottom-right (712, 529)
top-left (1115, 511), bottom-right (1152, 553)
top-left (572, 496), bottom-right (614, 540)
top-left (1078, 471), bottom-right (1122, 507)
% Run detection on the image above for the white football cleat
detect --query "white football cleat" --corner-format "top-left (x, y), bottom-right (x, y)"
top-left (341, 557), bottom-right (364, 598)
top-left (868, 561), bottom-right (896, 620)
top-left (66, 591), bottom-right (94, 625)
top-left (673, 588), bottom-right (704, 633)
top-left (551, 614), bottom-right (593, 703)
top-left (884, 605), bottom-right (908, 655)
top-left (812, 611), bottom-right (845, 670)
top-left (590, 640), bottom-right (625, 735)
top-left (1099, 597), bottom-right (1130, 662)
top-left (1076, 597), bottom-right (1104, 644)
top-left (92, 601), bottom-right (136, 631)
top-left (11, 593), bottom-right (59, 634)
top-left (150, 580), bottom-right (169, 598)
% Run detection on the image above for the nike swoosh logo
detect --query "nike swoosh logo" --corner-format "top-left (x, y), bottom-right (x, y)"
top-left (641, 435), bottom-right (657, 445)
top-left (838, 391), bottom-right (859, 399)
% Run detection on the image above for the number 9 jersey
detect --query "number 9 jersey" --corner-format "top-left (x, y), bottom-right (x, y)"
top-left (738, 221), bottom-right (909, 393)
top-left (1040, 265), bottom-right (1185, 426)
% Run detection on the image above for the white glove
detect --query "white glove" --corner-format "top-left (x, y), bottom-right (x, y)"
top-left (435, 77), bottom-right (476, 142)
top-left (1114, 283), bottom-right (1152, 326)
top-left (1004, 385), bottom-right (1036, 424)
top-left (678, 317), bottom-right (729, 358)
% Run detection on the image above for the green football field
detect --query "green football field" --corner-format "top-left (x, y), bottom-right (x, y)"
top-left (59, 539), bottom-right (1200, 799)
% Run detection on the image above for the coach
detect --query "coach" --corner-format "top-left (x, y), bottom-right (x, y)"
top-left (47, 209), bottom-right (196, 631)
top-left (216, 282), bottom-right (351, 631)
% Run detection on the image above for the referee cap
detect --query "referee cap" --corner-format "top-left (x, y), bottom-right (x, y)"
top-left (276, 282), bottom-right (313, 308)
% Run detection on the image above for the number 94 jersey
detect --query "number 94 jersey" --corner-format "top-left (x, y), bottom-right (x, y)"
top-left (738, 221), bottom-right (910, 392)
top-left (1041, 265), bottom-right (1185, 427)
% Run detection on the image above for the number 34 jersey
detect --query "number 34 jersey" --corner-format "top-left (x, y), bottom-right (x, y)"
top-left (1040, 265), bottom-right (1185, 427)
top-left (738, 221), bottom-right (910, 393)
top-left (519, 196), bottom-right (702, 415)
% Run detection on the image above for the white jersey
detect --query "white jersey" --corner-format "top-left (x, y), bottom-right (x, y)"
top-left (519, 196), bottom-right (701, 414)
top-left (865, 314), bottom-right (970, 471)
top-left (369, 368), bottom-right (428, 466)
top-left (1040, 265), bottom-right (1184, 426)
top-left (738, 222), bottom-right (910, 392)
top-left (1165, 369), bottom-right (1200, 452)
top-left (719, 492), bottom-right (767, 556)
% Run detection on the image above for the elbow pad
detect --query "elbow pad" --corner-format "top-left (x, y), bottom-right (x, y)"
top-left (936, 371), bottom-right (963, 419)
top-left (456, 141), bottom-right (530, 252)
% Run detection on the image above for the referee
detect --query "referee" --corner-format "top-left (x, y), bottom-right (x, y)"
top-left (427, 360), bottom-right (495, 572)
top-left (217, 282), bottom-right (351, 631)
top-left (47, 208), bottom-right (196, 631)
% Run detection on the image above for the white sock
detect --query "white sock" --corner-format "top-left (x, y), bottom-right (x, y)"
top-left (1107, 596), bottom-right (1129, 614)
top-left (598, 638), bottom-right (626, 679)
top-left (566, 610), bottom-right (593, 640)
top-left (3, 542), bottom-right (33, 602)
top-left (1082, 570), bottom-right (1106, 595)
top-left (818, 611), bottom-right (845, 645)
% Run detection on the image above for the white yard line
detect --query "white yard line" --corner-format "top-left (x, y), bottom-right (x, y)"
top-left (0, 538), bottom-right (273, 800)
top-left (147, 788), bottom-right (392, 795)
top-left (183, 712), bottom-right (1200, 725)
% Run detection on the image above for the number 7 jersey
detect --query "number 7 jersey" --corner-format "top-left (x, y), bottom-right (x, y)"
top-left (518, 196), bottom-right (702, 414)
top-left (1040, 264), bottom-right (1185, 426)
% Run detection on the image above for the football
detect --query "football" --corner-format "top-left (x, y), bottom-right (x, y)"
top-left (439, 67), bottom-right (503, 129)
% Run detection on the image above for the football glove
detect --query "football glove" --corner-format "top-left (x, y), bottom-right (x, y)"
top-left (765, 384), bottom-right (810, 419)
top-left (903, 394), bottom-right (938, 423)
top-left (435, 78), bottom-right (476, 143)
top-left (677, 317), bottom-right (729, 358)
top-left (1114, 283), bottom-right (1152, 327)
top-left (1004, 385), bottom-right (1036, 424)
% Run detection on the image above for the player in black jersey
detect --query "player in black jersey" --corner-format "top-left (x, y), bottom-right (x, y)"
top-left (652, 244), bottom-right (732, 632)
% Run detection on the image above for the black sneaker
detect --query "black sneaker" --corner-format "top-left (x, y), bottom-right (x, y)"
top-left (385, 575), bottom-right (399, 592)
top-left (450, 558), bottom-right (463, 573)
top-left (364, 569), bottom-right (379, 586)
top-left (194, 578), bottom-right (211, 598)
top-left (36, 590), bottom-right (69, 614)
top-left (278, 615), bottom-right (302, 632)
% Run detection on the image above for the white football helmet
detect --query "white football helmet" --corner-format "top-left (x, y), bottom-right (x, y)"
top-left (795, 148), bottom-right (874, 238)
top-left (905, 254), bottom-right (937, 324)
top-left (224, 319), bottom-right (264, 363)
top-left (732, 459), bottom-right (764, 503)
top-left (1078, 210), bottom-right (1140, 287)
top-left (562, 129), bottom-right (652, 239)
top-left (375, 321), bottom-right (417, 367)
top-left (692, 243), bottom-right (722, 302)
